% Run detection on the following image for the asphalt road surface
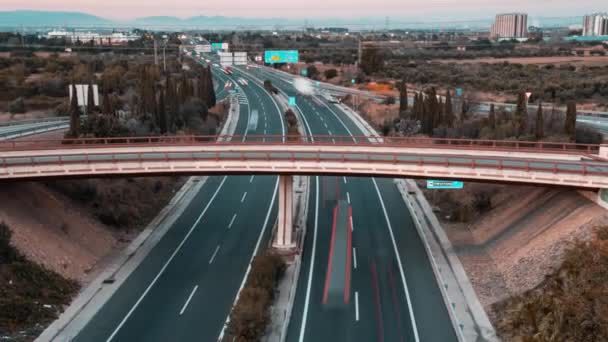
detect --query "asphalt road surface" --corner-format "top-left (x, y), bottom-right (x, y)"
top-left (71, 64), bottom-right (287, 342)
top-left (241, 66), bottom-right (458, 342)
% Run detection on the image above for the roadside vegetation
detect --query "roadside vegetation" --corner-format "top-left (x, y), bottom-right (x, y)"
top-left (494, 226), bottom-right (608, 341)
top-left (344, 79), bottom-right (602, 145)
top-left (224, 253), bottom-right (285, 342)
top-left (0, 222), bottom-right (78, 340)
top-left (375, 61), bottom-right (608, 104)
top-left (46, 177), bottom-right (185, 230)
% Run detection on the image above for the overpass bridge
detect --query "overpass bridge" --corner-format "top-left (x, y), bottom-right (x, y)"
top-left (0, 135), bottom-right (606, 186)
top-left (2, 135), bottom-right (607, 248)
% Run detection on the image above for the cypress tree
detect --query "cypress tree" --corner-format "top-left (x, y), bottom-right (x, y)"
top-left (460, 99), bottom-right (468, 123)
top-left (206, 65), bottom-right (216, 108)
top-left (399, 79), bottom-right (408, 118)
top-left (444, 90), bottom-right (454, 128)
top-left (425, 87), bottom-right (439, 132)
top-left (488, 103), bottom-right (496, 130)
top-left (515, 92), bottom-right (528, 136)
top-left (159, 88), bottom-right (168, 134)
top-left (179, 74), bottom-right (189, 105)
top-left (199, 68), bottom-right (209, 104)
top-left (69, 83), bottom-right (80, 137)
top-left (102, 88), bottom-right (112, 115)
top-left (87, 81), bottom-right (95, 114)
top-left (412, 93), bottom-right (419, 121)
top-left (418, 93), bottom-right (424, 122)
top-left (535, 101), bottom-right (544, 140)
top-left (565, 101), bottom-right (577, 140)
top-left (438, 98), bottom-right (444, 127)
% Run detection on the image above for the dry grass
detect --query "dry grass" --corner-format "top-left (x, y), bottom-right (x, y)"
top-left (436, 56), bottom-right (608, 66)
top-left (493, 226), bottom-right (608, 342)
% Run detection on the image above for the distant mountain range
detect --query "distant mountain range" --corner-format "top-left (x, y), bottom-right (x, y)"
top-left (0, 10), bottom-right (585, 31)
top-left (0, 10), bottom-right (111, 28)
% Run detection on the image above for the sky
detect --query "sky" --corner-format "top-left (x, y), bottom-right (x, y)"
top-left (1, 0), bottom-right (605, 21)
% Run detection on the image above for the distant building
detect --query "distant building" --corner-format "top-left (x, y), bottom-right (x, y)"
top-left (44, 30), bottom-right (140, 45)
top-left (582, 13), bottom-right (608, 36)
top-left (527, 26), bottom-right (544, 40)
top-left (490, 13), bottom-right (528, 39)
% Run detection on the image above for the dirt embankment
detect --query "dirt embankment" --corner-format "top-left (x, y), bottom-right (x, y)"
top-left (0, 175), bottom-right (183, 284)
top-left (421, 183), bottom-right (608, 321)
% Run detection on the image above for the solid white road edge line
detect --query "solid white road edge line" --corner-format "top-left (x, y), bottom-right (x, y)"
top-left (209, 245), bottom-right (221, 264)
top-left (298, 176), bottom-right (319, 342)
top-left (297, 103), bottom-right (318, 342)
top-left (241, 192), bottom-right (248, 203)
top-left (217, 176), bottom-right (280, 341)
top-left (179, 285), bottom-right (199, 316)
top-left (106, 176), bottom-right (229, 342)
top-left (355, 291), bottom-right (360, 322)
top-left (228, 214), bottom-right (237, 229)
top-left (372, 178), bottom-right (420, 342)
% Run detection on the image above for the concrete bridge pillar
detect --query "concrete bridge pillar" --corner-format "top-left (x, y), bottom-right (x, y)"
top-left (273, 175), bottom-right (296, 249)
top-left (600, 144), bottom-right (608, 159)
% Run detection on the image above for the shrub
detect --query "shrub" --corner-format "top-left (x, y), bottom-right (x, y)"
top-left (225, 253), bottom-right (285, 341)
top-left (0, 222), bottom-right (21, 264)
top-left (383, 96), bottom-right (396, 105)
top-left (324, 68), bottom-right (338, 80)
top-left (8, 97), bottom-right (25, 114)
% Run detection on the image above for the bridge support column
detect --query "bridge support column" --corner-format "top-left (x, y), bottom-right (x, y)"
top-left (273, 175), bottom-right (296, 249)
top-left (600, 144), bottom-right (608, 159)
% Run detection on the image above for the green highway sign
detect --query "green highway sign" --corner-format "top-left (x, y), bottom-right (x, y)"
top-left (427, 180), bottom-right (464, 189)
top-left (264, 50), bottom-right (299, 64)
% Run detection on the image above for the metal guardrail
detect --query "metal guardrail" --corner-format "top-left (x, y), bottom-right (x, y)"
top-left (0, 122), bottom-right (70, 140)
top-left (0, 117), bottom-right (69, 128)
top-left (0, 135), bottom-right (601, 154)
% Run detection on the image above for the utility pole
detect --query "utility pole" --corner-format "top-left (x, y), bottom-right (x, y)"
top-left (162, 40), bottom-right (166, 72)
top-left (357, 38), bottom-right (362, 67)
top-left (153, 38), bottom-right (158, 66)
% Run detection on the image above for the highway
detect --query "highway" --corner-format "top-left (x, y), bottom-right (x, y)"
top-left (69, 65), bottom-right (287, 341)
top-left (0, 120), bottom-right (69, 139)
top-left (239, 65), bottom-right (458, 341)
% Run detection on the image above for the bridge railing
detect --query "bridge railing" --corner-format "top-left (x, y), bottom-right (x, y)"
top-left (2, 148), bottom-right (607, 179)
top-left (0, 134), bottom-right (600, 155)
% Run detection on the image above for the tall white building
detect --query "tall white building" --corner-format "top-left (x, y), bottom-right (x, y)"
top-left (490, 13), bottom-right (528, 39)
top-left (583, 13), bottom-right (608, 36)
